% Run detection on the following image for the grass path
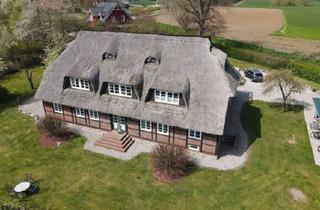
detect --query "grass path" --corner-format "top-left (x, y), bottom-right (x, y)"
top-left (1, 69), bottom-right (320, 209)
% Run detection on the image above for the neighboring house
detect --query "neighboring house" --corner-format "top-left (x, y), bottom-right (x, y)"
top-left (35, 31), bottom-right (239, 156)
top-left (88, 1), bottom-right (130, 25)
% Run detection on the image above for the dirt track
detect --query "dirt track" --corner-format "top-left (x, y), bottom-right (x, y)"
top-left (156, 8), bottom-right (320, 55)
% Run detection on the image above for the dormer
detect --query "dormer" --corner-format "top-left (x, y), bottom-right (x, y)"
top-left (144, 69), bottom-right (190, 107)
top-left (63, 65), bottom-right (100, 92)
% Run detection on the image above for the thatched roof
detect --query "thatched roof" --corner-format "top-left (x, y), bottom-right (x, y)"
top-left (35, 31), bottom-right (239, 135)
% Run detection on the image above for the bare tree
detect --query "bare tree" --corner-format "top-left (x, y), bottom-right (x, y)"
top-left (263, 70), bottom-right (304, 112)
top-left (163, 0), bottom-right (230, 35)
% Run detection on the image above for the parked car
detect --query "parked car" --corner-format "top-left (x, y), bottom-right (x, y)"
top-left (244, 69), bottom-right (263, 82)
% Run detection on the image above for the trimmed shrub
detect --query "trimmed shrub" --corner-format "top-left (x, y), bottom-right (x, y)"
top-left (151, 144), bottom-right (195, 181)
top-left (37, 118), bottom-right (69, 139)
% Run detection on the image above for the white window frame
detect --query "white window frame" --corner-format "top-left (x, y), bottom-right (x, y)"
top-left (154, 90), bottom-right (179, 105)
top-left (108, 83), bottom-right (132, 98)
top-left (75, 107), bottom-right (86, 118)
top-left (89, 110), bottom-right (99, 121)
top-left (53, 103), bottom-right (63, 113)
top-left (188, 129), bottom-right (202, 140)
top-left (70, 77), bottom-right (90, 91)
top-left (140, 120), bottom-right (151, 132)
top-left (157, 123), bottom-right (169, 136)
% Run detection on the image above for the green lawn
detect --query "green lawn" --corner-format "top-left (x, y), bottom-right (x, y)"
top-left (239, 0), bottom-right (320, 40)
top-left (1, 69), bottom-right (320, 209)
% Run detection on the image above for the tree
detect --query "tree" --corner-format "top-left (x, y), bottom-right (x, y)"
top-left (263, 70), bottom-right (304, 112)
top-left (163, 0), bottom-right (230, 36)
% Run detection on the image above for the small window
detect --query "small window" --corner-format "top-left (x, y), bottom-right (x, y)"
top-left (89, 110), bottom-right (99, 121)
top-left (75, 107), bottom-right (86, 118)
top-left (70, 77), bottom-right (90, 91)
top-left (188, 129), bottom-right (202, 140)
top-left (188, 145), bottom-right (200, 152)
top-left (140, 120), bottom-right (151, 132)
top-left (154, 90), bottom-right (179, 105)
top-left (53, 103), bottom-right (63, 113)
top-left (108, 83), bottom-right (132, 98)
top-left (157, 123), bottom-right (169, 136)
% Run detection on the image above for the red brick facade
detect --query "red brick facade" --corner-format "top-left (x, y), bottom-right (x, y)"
top-left (89, 9), bottom-right (130, 26)
top-left (43, 101), bottom-right (220, 155)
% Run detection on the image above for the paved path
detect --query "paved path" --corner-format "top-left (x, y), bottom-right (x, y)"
top-left (238, 71), bottom-right (320, 166)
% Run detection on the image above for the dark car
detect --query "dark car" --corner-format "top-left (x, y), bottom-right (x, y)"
top-left (244, 69), bottom-right (263, 82)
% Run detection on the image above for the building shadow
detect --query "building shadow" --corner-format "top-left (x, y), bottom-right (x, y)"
top-left (219, 90), bottom-right (262, 158)
top-left (241, 101), bottom-right (262, 148)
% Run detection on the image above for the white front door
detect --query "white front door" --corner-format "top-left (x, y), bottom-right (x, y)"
top-left (112, 115), bottom-right (127, 132)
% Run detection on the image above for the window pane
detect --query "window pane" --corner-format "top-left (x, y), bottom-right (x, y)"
top-left (85, 81), bottom-right (89, 89)
top-left (126, 86), bottom-right (132, 96)
top-left (161, 91), bottom-right (166, 101)
top-left (121, 86), bottom-right (126, 95)
top-left (163, 125), bottom-right (168, 133)
top-left (115, 85), bottom-right (119, 93)
top-left (167, 93), bottom-right (173, 102)
top-left (109, 84), bottom-right (114, 93)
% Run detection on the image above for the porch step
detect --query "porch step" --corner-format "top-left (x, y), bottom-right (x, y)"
top-left (95, 132), bottom-right (135, 152)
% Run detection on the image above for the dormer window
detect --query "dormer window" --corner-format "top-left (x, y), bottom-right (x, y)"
top-left (102, 52), bottom-right (116, 61)
top-left (154, 90), bottom-right (179, 105)
top-left (108, 83), bottom-right (132, 98)
top-left (144, 56), bottom-right (158, 65)
top-left (70, 77), bottom-right (90, 91)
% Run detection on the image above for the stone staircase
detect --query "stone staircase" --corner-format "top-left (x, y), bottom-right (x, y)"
top-left (95, 131), bottom-right (135, 152)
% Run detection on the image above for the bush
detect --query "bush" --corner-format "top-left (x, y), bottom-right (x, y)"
top-left (151, 145), bottom-right (195, 181)
top-left (37, 118), bottom-right (69, 139)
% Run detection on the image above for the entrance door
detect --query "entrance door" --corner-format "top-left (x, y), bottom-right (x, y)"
top-left (112, 115), bottom-right (127, 133)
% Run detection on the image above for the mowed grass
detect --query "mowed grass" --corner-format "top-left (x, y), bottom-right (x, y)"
top-left (239, 0), bottom-right (320, 40)
top-left (1, 70), bottom-right (320, 209)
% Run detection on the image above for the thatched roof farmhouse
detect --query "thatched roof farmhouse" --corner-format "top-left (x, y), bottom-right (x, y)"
top-left (36, 31), bottom-right (239, 155)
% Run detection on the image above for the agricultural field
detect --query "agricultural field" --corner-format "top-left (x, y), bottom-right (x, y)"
top-left (239, 0), bottom-right (320, 40)
top-left (155, 6), bottom-right (320, 55)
